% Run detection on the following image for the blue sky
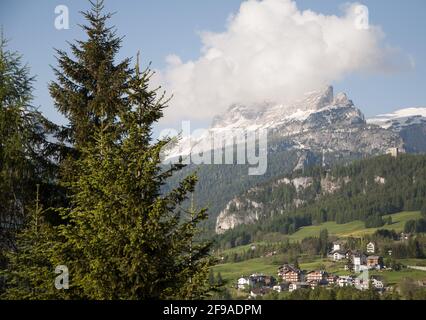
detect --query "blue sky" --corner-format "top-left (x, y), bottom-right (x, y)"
top-left (1, 0), bottom-right (426, 128)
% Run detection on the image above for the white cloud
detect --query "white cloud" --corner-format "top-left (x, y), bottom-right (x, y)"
top-left (157, 0), bottom-right (407, 124)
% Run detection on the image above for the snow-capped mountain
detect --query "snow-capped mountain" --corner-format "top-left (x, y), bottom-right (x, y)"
top-left (210, 86), bottom-right (356, 131)
top-left (164, 86), bottom-right (406, 160)
top-left (367, 108), bottom-right (426, 153)
top-left (367, 108), bottom-right (426, 130)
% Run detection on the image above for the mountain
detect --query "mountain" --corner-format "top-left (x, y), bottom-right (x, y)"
top-left (165, 86), bottom-right (404, 160)
top-left (367, 108), bottom-right (426, 153)
top-left (163, 86), bottom-right (426, 232)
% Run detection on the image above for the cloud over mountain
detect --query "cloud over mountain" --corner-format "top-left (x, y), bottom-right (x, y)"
top-left (158, 0), bottom-right (409, 123)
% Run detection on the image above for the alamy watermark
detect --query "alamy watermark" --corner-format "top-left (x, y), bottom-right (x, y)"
top-left (354, 4), bottom-right (369, 30)
top-left (55, 265), bottom-right (69, 290)
top-left (54, 5), bottom-right (70, 30)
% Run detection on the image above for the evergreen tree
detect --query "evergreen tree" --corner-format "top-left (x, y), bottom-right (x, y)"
top-left (318, 229), bottom-right (329, 257)
top-left (52, 58), bottom-right (211, 299)
top-left (208, 269), bottom-right (215, 286)
top-left (49, 0), bottom-right (131, 150)
top-left (48, 0), bottom-right (132, 190)
top-left (0, 33), bottom-right (58, 253)
top-left (1, 186), bottom-right (62, 299)
top-left (216, 272), bottom-right (223, 286)
top-left (404, 220), bottom-right (416, 233)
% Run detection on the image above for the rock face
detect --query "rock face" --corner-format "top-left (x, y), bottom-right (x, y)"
top-left (367, 108), bottom-right (426, 153)
top-left (215, 173), bottom-right (351, 234)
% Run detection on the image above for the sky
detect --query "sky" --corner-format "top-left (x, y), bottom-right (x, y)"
top-left (1, 0), bottom-right (426, 131)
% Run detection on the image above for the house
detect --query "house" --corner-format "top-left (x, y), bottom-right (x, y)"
top-left (387, 147), bottom-right (401, 158)
top-left (329, 242), bottom-right (348, 261)
top-left (273, 283), bottom-right (289, 293)
top-left (289, 282), bottom-right (310, 292)
top-left (264, 275), bottom-right (277, 287)
top-left (332, 250), bottom-right (347, 261)
top-left (337, 276), bottom-right (354, 287)
top-left (308, 279), bottom-right (328, 289)
top-left (278, 264), bottom-right (302, 282)
top-left (327, 274), bottom-right (338, 285)
top-left (354, 276), bottom-right (369, 291)
top-left (249, 274), bottom-right (266, 287)
top-left (306, 270), bottom-right (327, 282)
top-left (237, 277), bottom-right (250, 290)
top-left (371, 276), bottom-right (385, 290)
top-left (367, 256), bottom-right (382, 269)
top-left (249, 287), bottom-right (271, 298)
top-left (333, 241), bottom-right (344, 252)
top-left (353, 254), bottom-right (368, 273)
top-left (281, 270), bottom-right (302, 283)
top-left (366, 242), bottom-right (375, 254)
top-left (278, 264), bottom-right (299, 274)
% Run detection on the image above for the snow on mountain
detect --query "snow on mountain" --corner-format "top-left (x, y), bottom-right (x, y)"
top-left (367, 108), bottom-right (426, 130)
top-left (210, 86), bottom-right (347, 130)
top-left (163, 86), bottom-right (374, 160)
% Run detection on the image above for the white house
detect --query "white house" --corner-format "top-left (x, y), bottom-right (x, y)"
top-left (237, 277), bottom-right (250, 290)
top-left (354, 277), bottom-right (369, 291)
top-left (333, 242), bottom-right (343, 252)
top-left (288, 282), bottom-right (310, 292)
top-left (353, 254), bottom-right (368, 273)
top-left (272, 283), bottom-right (289, 293)
top-left (333, 251), bottom-right (347, 261)
top-left (337, 276), bottom-right (354, 287)
top-left (371, 278), bottom-right (384, 290)
top-left (353, 256), bottom-right (362, 272)
top-left (366, 242), bottom-right (375, 254)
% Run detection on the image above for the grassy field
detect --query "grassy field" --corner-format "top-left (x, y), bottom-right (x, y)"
top-left (370, 269), bottom-right (426, 287)
top-left (213, 255), bottom-right (282, 283)
top-left (287, 211), bottom-right (422, 241)
top-left (216, 211), bottom-right (422, 257)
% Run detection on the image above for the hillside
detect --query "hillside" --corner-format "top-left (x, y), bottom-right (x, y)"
top-left (215, 154), bottom-right (426, 236)
top-left (287, 211), bottom-right (422, 241)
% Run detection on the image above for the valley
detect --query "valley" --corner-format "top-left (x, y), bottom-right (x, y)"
top-left (211, 211), bottom-right (426, 300)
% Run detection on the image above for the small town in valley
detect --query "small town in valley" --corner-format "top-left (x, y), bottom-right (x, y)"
top-left (227, 238), bottom-right (426, 299)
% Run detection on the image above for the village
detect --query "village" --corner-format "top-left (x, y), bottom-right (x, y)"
top-left (236, 241), bottom-right (388, 298)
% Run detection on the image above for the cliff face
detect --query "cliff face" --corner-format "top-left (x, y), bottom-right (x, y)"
top-left (215, 174), bottom-right (352, 234)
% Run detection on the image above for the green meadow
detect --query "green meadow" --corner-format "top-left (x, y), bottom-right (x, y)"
top-left (287, 211), bottom-right (422, 241)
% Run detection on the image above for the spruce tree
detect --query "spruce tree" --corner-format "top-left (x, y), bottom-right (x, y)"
top-left (52, 56), bottom-right (211, 299)
top-left (0, 33), bottom-right (58, 252)
top-left (1, 185), bottom-right (62, 299)
top-left (45, 1), bottom-right (212, 299)
top-left (49, 0), bottom-right (131, 150)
